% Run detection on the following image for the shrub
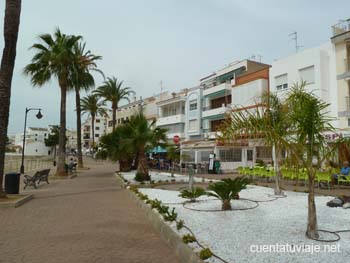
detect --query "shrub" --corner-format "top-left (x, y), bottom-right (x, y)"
top-left (158, 204), bottom-right (169, 215)
top-left (255, 159), bottom-right (265, 167)
top-left (182, 234), bottom-right (196, 244)
top-left (207, 177), bottom-right (250, 210)
top-left (149, 199), bottom-right (162, 209)
top-left (129, 186), bottom-right (139, 193)
top-left (176, 220), bottom-right (184, 230)
top-left (134, 172), bottom-right (151, 182)
top-left (199, 248), bottom-right (213, 260)
top-left (179, 187), bottom-right (205, 202)
top-left (138, 193), bottom-right (149, 201)
top-left (163, 207), bottom-right (178, 222)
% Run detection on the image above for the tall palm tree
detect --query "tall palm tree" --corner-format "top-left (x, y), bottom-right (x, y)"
top-left (71, 42), bottom-right (102, 168)
top-left (94, 77), bottom-right (133, 131)
top-left (117, 113), bottom-right (167, 181)
top-left (221, 82), bottom-right (336, 239)
top-left (221, 92), bottom-right (289, 195)
top-left (0, 0), bottom-right (22, 197)
top-left (80, 94), bottom-right (107, 151)
top-left (24, 28), bottom-right (81, 176)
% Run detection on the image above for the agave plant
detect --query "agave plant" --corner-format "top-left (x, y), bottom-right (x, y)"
top-left (206, 177), bottom-right (250, 210)
top-left (179, 187), bottom-right (205, 202)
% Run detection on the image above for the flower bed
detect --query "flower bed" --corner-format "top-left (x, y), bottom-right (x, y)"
top-left (138, 185), bottom-right (350, 263)
top-left (120, 170), bottom-right (216, 185)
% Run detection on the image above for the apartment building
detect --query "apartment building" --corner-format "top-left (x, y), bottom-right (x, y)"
top-left (181, 60), bottom-right (271, 170)
top-left (156, 90), bottom-right (187, 141)
top-left (15, 127), bottom-right (51, 156)
top-left (81, 117), bottom-right (107, 151)
top-left (331, 19), bottom-right (350, 135)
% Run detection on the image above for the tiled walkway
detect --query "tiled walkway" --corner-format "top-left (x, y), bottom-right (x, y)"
top-left (0, 163), bottom-right (180, 263)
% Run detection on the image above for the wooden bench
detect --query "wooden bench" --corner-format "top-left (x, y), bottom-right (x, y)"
top-left (23, 169), bottom-right (51, 189)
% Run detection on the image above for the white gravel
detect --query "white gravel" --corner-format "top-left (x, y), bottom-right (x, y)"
top-left (120, 170), bottom-right (215, 184)
top-left (139, 186), bottom-right (350, 263)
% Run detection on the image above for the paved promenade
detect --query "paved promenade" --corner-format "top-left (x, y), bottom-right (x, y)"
top-left (0, 163), bottom-right (180, 263)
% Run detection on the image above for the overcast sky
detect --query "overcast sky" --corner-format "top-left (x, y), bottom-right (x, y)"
top-left (1, 0), bottom-right (349, 135)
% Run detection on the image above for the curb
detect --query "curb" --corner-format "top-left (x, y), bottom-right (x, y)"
top-left (127, 189), bottom-right (204, 263)
top-left (0, 194), bottom-right (33, 208)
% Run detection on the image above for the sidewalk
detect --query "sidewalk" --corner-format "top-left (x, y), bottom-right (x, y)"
top-left (0, 163), bottom-right (180, 263)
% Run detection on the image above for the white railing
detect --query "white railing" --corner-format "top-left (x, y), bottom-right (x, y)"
top-left (332, 20), bottom-right (350, 37)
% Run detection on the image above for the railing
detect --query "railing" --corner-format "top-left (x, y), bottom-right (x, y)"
top-left (4, 157), bottom-right (53, 174)
top-left (203, 104), bottom-right (231, 111)
top-left (345, 96), bottom-right (350, 111)
top-left (332, 19), bottom-right (350, 37)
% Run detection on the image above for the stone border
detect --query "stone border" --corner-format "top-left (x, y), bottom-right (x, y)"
top-left (126, 189), bottom-right (204, 263)
top-left (0, 194), bottom-right (33, 208)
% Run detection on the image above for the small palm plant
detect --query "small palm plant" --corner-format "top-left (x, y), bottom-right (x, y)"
top-left (206, 177), bottom-right (250, 210)
top-left (179, 187), bottom-right (205, 202)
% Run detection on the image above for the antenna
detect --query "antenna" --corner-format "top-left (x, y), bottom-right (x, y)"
top-left (289, 31), bottom-right (303, 53)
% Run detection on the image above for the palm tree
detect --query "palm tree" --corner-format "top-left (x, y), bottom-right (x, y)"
top-left (286, 82), bottom-right (334, 239)
top-left (94, 77), bottom-right (133, 131)
top-left (0, 0), bottom-right (22, 197)
top-left (221, 92), bottom-right (289, 195)
top-left (24, 28), bottom-right (81, 176)
top-left (115, 113), bottom-right (167, 181)
top-left (71, 42), bottom-right (102, 168)
top-left (80, 94), bottom-right (107, 151)
top-left (221, 82), bottom-right (336, 239)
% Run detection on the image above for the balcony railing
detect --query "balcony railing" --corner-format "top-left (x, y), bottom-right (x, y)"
top-left (203, 104), bottom-right (231, 111)
top-left (346, 97), bottom-right (350, 111)
top-left (332, 20), bottom-right (350, 37)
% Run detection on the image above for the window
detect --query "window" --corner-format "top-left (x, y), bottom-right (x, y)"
top-left (219, 148), bottom-right (242, 162)
top-left (247, 150), bottom-right (253, 161)
top-left (108, 121), bottom-right (113, 127)
top-left (348, 118), bottom-right (350, 127)
top-left (189, 100), bottom-right (197, 110)
top-left (96, 119), bottom-right (100, 123)
top-left (95, 134), bottom-right (100, 138)
top-left (275, 74), bottom-right (288, 90)
top-left (189, 120), bottom-right (198, 130)
top-left (256, 147), bottom-right (272, 159)
top-left (299, 66), bottom-right (315, 84)
top-left (199, 151), bottom-right (213, 162)
top-left (95, 127), bottom-right (100, 130)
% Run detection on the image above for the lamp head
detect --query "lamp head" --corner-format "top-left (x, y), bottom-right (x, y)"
top-left (36, 110), bottom-right (43, 119)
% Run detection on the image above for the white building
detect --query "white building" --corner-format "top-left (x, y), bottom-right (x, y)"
top-left (270, 42), bottom-right (338, 129)
top-left (81, 116), bottom-right (107, 151)
top-left (15, 127), bottom-right (51, 156)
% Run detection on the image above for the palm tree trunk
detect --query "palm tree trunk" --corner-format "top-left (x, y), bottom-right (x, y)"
top-left (137, 147), bottom-right (150, 181)
top-left (307, 167), bottom-right (318, 239)
top-left (0, 0), bottom-right (22, 197)
top-left (112, 104), bottom-right (116, 131)
top-left (75, 87), bottom-right (83, 168)
top-left (273, 144), bottom-right (283, 195)
top-left (56, 86), bottom-right (67, 176)
top-left (222, 199), bottom-right (232, 210)
top-left (91, 114), bottom-right (95, 152)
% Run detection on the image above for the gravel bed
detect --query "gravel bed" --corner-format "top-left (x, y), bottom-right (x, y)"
top-left (139, 186), bottom-right (350, 263)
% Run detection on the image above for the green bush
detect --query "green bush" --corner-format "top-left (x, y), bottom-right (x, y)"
top-left (199, 248), bottom-right (213, 260)
top-left (179, 187), bottom-right (205, 202)
top-left (176, 220), bottom-right (184, 230)
top-left (182, 234), bottom-right (196, 244)
top-left (207, 177), bottom-right (250, 210)
top-left (134, 172), bottom-right (151, 182)
top-left (255, 159), bottom-right (265, 167)
top-left (149, 199), bottom-right (162, 209)
top-left (163, 207), bottom-right (178, 222)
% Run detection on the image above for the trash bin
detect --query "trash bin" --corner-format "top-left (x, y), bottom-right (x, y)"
top-left (5, 173), bottom-right (21, 194)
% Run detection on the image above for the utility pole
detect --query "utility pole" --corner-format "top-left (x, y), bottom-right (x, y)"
top-left (289, 31), bottom-right (303, 53)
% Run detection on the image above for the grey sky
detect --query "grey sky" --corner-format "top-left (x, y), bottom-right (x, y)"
top-left (1, 0), bottom-right (349, 134)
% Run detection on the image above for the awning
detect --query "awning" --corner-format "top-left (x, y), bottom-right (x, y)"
top-left (148, 146), bottom-right (167, 153)
top-left (202, 114), bottom-right (225, 120)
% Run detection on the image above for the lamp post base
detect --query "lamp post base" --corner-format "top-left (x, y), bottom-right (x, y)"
top-left (20, 165), bottom-right (24, 174)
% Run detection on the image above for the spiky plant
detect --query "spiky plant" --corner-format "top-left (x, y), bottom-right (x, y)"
top-left (179, 187), bottom-right (205, 202)
top-left (206, 177), bottom-right (250, 210)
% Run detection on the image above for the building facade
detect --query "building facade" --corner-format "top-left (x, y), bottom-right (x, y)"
top-left (15, 127), bottom-right (51, 156)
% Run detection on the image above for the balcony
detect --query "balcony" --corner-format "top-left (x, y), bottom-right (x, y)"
top-left (332, 20), bottom-right (350, 37)
top-left (337, 58), bottom-right (350, 80)
top-left (203, 82), bottom-right (231, 97)
top-left (338, 97), bottom-right (350, 117)
top-left (202, 104), bottom-right (231, 118)
top-left (156, 114), bottom-right (186, 126)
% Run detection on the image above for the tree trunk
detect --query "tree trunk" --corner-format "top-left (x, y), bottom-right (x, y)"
top-left (91, 114), bottom-right (95, 153)
top-left (273, 144), bottom-right (283, 196)
top-left (75, 87), bottom-right (83, 168)
top-left (137, 147), bottom-right (150, 181)
top-left (112, 103), bottom-right (116, 131)
top-left (306, 167), bottom-right (319, 239)
top-left (222, 199), bottom-right (232, 210)
top-left (0, 0), bottom-right (22, 197)
top-left (56, 86), bottom-right (67, 176)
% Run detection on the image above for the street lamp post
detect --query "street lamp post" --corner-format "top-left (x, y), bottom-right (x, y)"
top-left (20, 107), bottom-right (43, 174)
